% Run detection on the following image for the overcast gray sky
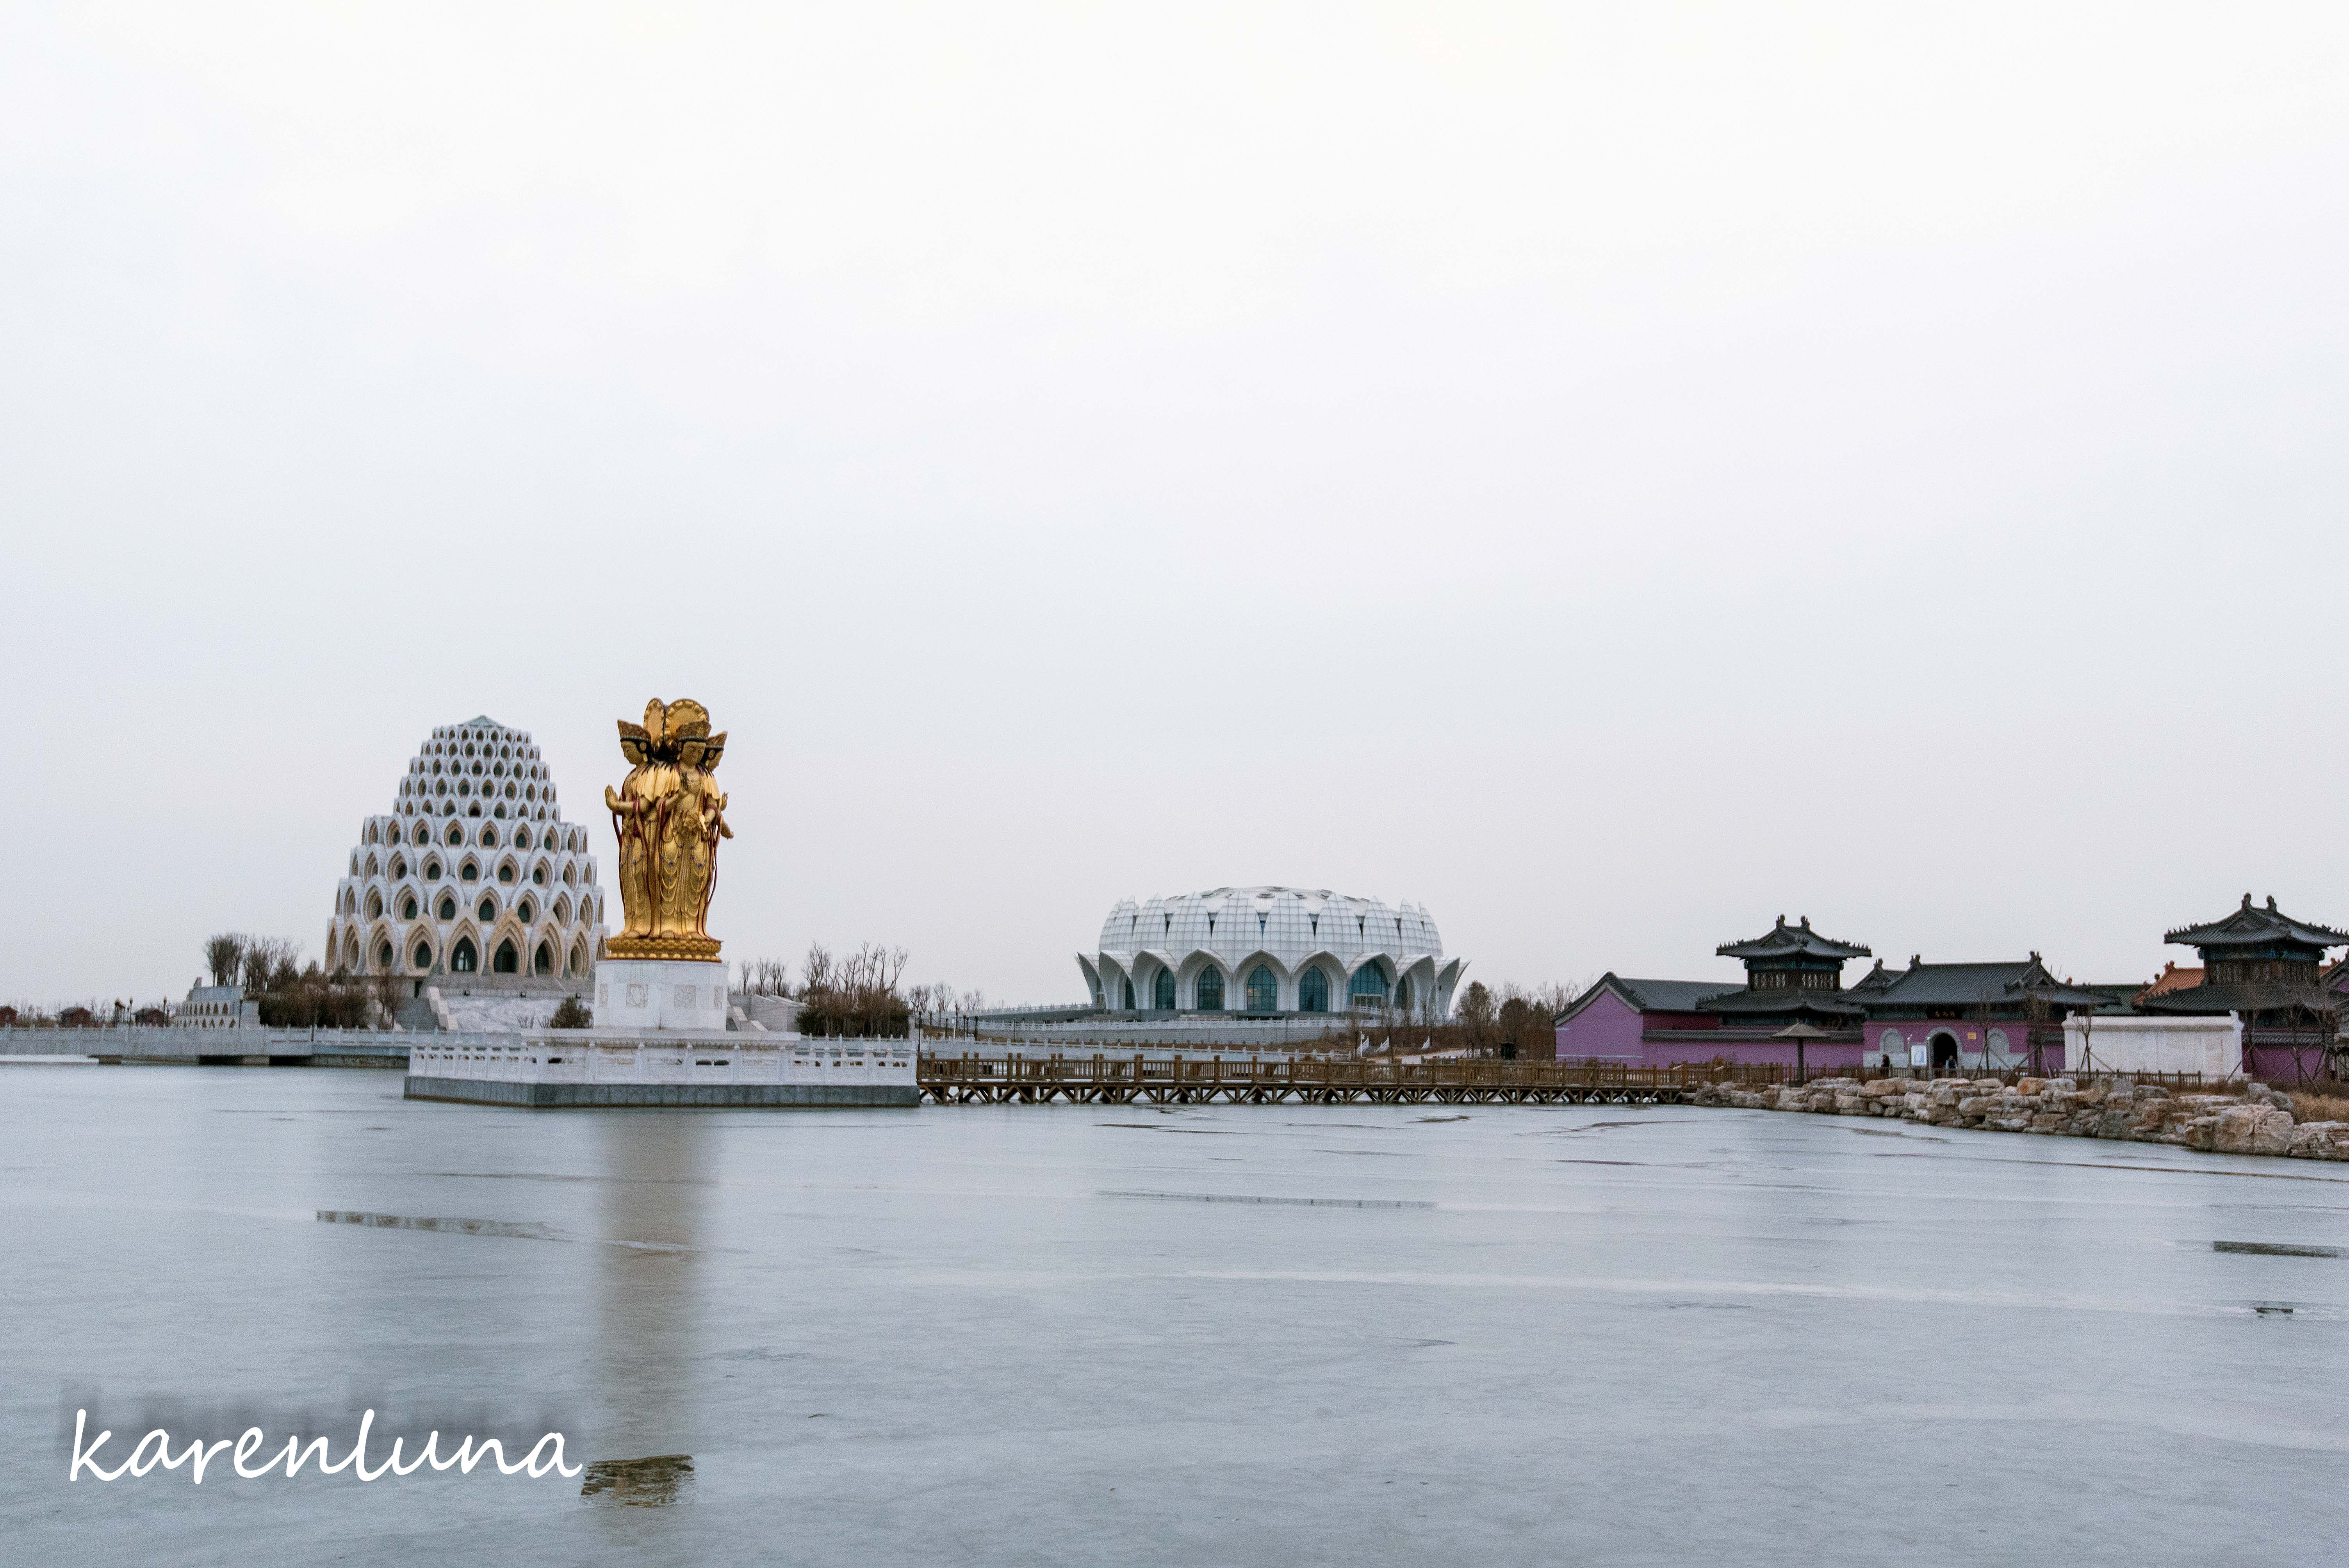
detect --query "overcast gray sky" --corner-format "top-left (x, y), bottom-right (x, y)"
top-left (6, 4), bottom-right (2348, 1008)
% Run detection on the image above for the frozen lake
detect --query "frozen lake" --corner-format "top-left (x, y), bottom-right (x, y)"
top-left (4, 1064), bottom-right (2344, 1565)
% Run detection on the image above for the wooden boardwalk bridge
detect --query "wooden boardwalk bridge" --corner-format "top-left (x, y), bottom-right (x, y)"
top-left (915, 1054), bottom-right (1774, 1106)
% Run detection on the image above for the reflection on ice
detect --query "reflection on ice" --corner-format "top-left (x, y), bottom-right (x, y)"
top-left (316, 1210), bottom-right (563, 1241)
top-left (2214, 1239), bottom-right (2344, 1257)
top-left (579, 1453), bottom-right (694, 1506)
top-left (1100, 1189), bottom-right (1435, 1208)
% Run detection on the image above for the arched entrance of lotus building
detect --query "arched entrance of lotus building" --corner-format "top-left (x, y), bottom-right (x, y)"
top-left (1297, 966), bottom-right (1330, 1012)
top-left (1244, 965), bottom-right (1277, 1014)
top-left (1929, 1030), bottom-right (1960, 1072)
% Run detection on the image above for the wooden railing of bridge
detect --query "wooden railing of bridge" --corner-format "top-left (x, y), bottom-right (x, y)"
top-left (914, 1054), bottom-right (1782, 1106)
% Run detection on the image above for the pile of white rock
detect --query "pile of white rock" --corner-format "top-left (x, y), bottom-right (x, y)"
top-left (1682, 1074), bottom-right (2349, 1160)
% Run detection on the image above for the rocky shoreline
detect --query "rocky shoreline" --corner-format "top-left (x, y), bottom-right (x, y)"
top-left (1683, 1074), bottom-right (2349, 1161)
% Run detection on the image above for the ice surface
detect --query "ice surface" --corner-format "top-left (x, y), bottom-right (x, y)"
top-left (2, 1067), bottom-right (2344, 1565)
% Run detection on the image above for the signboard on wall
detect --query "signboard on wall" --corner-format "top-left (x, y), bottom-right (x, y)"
top-left (1909, 1043), bottom-right (1928, 1067)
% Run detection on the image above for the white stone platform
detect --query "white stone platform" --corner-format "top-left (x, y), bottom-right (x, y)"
top-left (595, 958), bottom-right (729, 1031)
top-left (403, 1030), bottom-right (920, 1108)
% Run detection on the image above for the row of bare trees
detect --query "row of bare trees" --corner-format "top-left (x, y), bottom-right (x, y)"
top-left (202, 932), bottom-right (400, 1029)
top-left (733, 944), bottom-right (1005, 1039)
top-left (1460, 980), bottom-right (1582, 1059)
top-left (1, 1000), bottom-right (173, 1028)
top-left (1313, 979), bottom-right (1580, 1058)
top-left (733, 943), bottom-right (939, 1038)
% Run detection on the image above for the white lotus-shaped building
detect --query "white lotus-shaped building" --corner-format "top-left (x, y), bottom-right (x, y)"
top-left (1082, 887), bottom-right (1464, 1017)
top-left (324, 716), bottom-right (608, 982)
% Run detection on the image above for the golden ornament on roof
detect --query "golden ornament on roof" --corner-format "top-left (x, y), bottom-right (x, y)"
top-left (603, 698), bottom-right (732, 960)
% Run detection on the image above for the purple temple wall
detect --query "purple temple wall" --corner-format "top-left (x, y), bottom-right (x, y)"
top-left (1866, 1021), bottom-right (2009, 1059)
top-left (1554, 991), bottom-right (1645, 1060)
top-left (1862, 1019), bottom-right (2064, 1073)
top-left (2245, 1042), bottom-right (2332, 1082)
top-left (1631, 1038), bottom-right (1869, 1071)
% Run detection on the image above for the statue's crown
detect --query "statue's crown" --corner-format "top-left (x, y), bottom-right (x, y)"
top-left (617, 698), bottom-right (725, 769)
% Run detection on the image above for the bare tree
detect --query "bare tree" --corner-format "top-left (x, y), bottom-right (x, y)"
top-left (1458, 980), bottom-right (1496, 1053)
top-left (1495, 983), bottom-right (1554, 1061)
top-left (906, 981), bottom-right (962, 1017)
top-left (204, 934), bottom-right (244, 988)
top-left (370, 967), bottom-right (406, 1030)
top-left (241, 937), bottom-right (301, 994)
top-left (795, 941), bottom-right (914, 1037)
top-left (738, 957), bottom-right (792, 996)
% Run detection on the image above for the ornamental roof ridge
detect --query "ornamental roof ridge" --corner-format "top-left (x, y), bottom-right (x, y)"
top-left (1716, 913), bottom-right (1872, 962)
top-left (2164, 892), bottom-right (2349, 951)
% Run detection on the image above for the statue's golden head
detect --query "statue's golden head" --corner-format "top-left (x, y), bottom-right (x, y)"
top-left (618, 698), bottom-right (727, 771)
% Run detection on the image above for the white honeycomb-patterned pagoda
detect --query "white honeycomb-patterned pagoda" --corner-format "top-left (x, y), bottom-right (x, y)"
top-left (325, 716), bottom-right (608, 985)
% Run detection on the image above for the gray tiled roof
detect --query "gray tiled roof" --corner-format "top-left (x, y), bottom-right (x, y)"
top-left (1700, 988), bottom-right (1868, 1020)
top-left (2137, 980), bottom-right (2342, 1017)
top-left (1717, 915), bottom-right (1871, 962)
top-left (1870, 961), bottom-right (2035, 1008)
top-left (1615, 977), bottom-right (1737, 1012)
top-left (1554, 974), bottom-right (1735, 1025)
top-left (1868, 958), bottom-right (2112, 1012)
top-left (1846, 961), bottom-right (1907, 996)
top-left (2166, 894), bottom-right (2349, 952)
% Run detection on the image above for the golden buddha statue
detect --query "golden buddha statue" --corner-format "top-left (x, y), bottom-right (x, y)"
top-left (603, 698), bottom-right (731, 960)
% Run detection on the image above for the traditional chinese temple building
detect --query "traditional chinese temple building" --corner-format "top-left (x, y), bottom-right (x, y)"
top-left (1856, 955), bottom-right (2108, 1075)
top-left (2137, 894), bottom-right (2349, 1078)
top-left (1700, 916), bottom-right (1872, 1026)
top-left (1552, 975), bottom-right (1739, 1063)
top-left (1555, 916), bottom-right (1875, 1071)
top-left (1556, 894), bottom-right (2348, 1081)
top-left (1556, 918), bottom-right (2114, 1074)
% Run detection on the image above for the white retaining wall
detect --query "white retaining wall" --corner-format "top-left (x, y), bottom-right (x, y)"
top-left (408, 1033), bottom-right (915, 1089)
top-left (2063, 1014), bottom-right (2243, 1078)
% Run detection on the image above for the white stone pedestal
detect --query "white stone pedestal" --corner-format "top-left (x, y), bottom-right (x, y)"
top-left (595, 959), bottom-right (729, 1032)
